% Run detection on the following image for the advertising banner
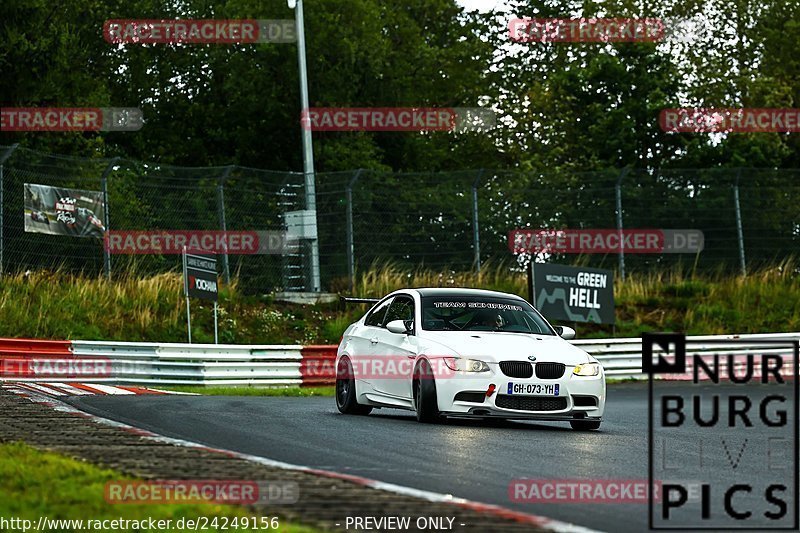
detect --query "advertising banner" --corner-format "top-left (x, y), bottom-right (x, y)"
top-left (24, 183), bottom-right (105, 238)
top-left (532, 263), bottom-right (615, 324)
top-left (184, 253), bottom-right (218, 302)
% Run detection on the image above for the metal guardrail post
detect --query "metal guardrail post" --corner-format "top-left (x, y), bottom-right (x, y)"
top-left (217, 165), bottom-right (234, 284)
top-left (0, 144), bottom-right (20, 277)
top-left (472, 169), bottom-right (484, 272)
top-left (346, 169), bottom-right (363, 292)
top-left (100, 157), bottom-right (120, 281)
top-left (615, 168), bottom-right (630, 281)
top-left (733, 169), bottom-right (747, 276)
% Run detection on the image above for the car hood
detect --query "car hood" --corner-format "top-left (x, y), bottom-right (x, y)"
top-left (419, 331), bottom-right (592, 365)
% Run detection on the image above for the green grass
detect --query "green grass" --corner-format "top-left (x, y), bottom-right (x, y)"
top-left (0, 259), bottom-right (797, 344)
top-left (156, 386), bottom-right (335, 397)
top-left (0, 441), bottom-right (318, 532)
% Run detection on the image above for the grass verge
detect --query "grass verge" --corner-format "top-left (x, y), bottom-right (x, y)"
top-left (156, 386), bottom-right (335, 397)
top-left (0, 441), bottom-right (318, 532)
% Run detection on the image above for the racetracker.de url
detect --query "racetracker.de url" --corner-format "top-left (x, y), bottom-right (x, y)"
top-left (1, 516), bottom-right (280, 532)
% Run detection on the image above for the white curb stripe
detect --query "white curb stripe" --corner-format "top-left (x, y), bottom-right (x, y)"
top-left (82, 383), bottom-right (135, 395)
top-left (19, 382), bottom-right (65, 396)
top-left (49, 382), bottom-right (93, 395)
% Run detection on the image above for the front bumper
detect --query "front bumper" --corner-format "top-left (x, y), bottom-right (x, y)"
top-left (443, 411), bottom-right (602, 422)
top-left (434, 365), bottom-right (606, 420)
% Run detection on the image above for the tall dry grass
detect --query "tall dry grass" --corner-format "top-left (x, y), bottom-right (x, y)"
top-left (353, 258), bottom-right (800, 336)
top-left (0, 270), bottom-right (188, 340)
top-left (0, 259), bottom-right (796, 342)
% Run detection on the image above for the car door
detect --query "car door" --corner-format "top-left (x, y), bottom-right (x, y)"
top-left (348, 297), bottom-right (394, 389)
top-left (372, 295), bottom-right (417, 400)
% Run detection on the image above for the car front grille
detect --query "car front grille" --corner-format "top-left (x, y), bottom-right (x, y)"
top-left (535, 362), bottom-right (566, 379)
top-left (495, 395), bottom-right (567, 411)
top-left (499, 361), bottom-right (533, 378)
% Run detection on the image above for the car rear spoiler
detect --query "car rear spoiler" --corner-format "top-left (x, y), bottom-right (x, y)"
top-left (340, 296), bottom-right (380, 305)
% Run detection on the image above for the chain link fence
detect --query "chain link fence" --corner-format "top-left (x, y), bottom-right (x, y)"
top-left (1, 144), bottom-right (798, 293)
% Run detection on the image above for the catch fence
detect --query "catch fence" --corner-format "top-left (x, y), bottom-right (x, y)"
top-left (1, 144), bottom-right (797, 292)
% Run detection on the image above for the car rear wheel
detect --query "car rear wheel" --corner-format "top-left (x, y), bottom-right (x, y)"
top-left (414, 359), bottom-right (443, 423)
top-left (570, 420), bottom-right (601, 430)
top-left (335, 357), bottom-right (372, 415)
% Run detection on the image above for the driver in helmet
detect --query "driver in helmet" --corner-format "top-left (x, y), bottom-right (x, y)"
top-left (477, 309), bottom-right (504, 329)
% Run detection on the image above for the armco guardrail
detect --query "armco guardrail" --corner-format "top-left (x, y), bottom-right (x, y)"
top-left (0, 338), bottom-right (305, 386)
top-left (573, 332), bottom-right (799, 379)
top-left (0, 333), bottom-right (797, 386)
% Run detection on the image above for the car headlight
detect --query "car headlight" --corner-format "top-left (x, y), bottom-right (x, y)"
top-left (573, 362), bottom-right (601, 376)
top-left (443, 357), bottom-right (490, 373)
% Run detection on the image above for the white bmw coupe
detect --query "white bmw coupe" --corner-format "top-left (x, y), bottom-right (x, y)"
top-left (335, 288), bottom-right (606, 429)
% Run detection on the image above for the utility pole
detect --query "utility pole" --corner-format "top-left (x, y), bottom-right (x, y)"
top-left (290, 0), bottom-right (321, 291)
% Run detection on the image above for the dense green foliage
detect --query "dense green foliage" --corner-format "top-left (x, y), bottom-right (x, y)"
top-left (1, 1), bottom-right (797, 287)
top-left (1, 0), bottom-right (797, 171)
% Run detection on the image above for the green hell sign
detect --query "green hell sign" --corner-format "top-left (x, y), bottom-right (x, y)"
top-left (531, 263), bottom-right (615, 325)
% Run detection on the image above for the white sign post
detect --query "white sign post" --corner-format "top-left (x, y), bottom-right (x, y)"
top-left (182, 247), bottom-right (219, 343)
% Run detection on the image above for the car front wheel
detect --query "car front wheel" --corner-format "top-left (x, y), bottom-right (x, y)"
top-left (335, 357), bottom-right (372, 415)
top-left (414, 359), bottom-right (443, 423)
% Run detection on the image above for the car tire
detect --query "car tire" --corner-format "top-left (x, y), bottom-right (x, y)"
top-left (570, 419), bottom-right (601, 431)
top-left (414, 359), bottom-right (443, 423)
top-left (335, 357), bottom-right (372, 415)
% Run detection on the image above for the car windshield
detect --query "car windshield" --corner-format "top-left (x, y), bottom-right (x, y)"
top-left (420, 296), bottom-right (555, 335)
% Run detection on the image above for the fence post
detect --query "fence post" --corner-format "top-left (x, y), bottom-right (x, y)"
top-left (217, 165), bottom-right (234, 284)
top-left (346, 169), bottom-right (363, 292)
top-left (472, 169), bottom-right (484, 272)
top-left (733, 168), bottom-right (746, 276)
top-left (615, 168), bottom-right (630, 281)
top-left (0, 144), bottom-right (20, 277)
top-left (100, 157), bottom-right (120, 280)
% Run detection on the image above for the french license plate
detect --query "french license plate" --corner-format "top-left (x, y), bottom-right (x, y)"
top-left (507, 382), bottom-right (559, 396)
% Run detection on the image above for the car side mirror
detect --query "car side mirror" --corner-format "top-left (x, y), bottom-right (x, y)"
top-left (386, 320), bottom-right (411, 334)
top-left (554, 325), bottom-right (576, 340)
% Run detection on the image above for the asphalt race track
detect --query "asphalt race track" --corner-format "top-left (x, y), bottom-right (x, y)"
top-left (66, 382), bottom-right (796, 532)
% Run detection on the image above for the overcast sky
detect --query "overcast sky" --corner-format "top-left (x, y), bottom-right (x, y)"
top-left (457, 0), bottom-right (511, 14)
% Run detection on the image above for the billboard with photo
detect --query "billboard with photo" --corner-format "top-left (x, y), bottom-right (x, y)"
top-left (23, 183), bottom-right (106, 238)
